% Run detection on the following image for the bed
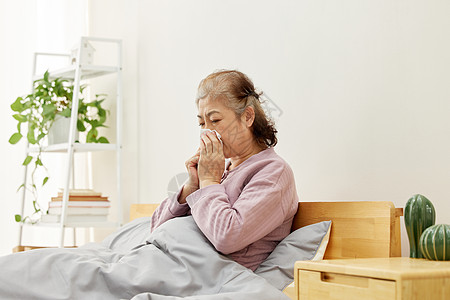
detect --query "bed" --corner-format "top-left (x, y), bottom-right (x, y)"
top-left (130, 201), bottom-right (403, 300)
top-left (0, 201), bottom-right (402, 300)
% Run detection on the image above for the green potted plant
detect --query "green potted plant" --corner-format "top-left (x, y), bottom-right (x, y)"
top-left (8, 70), bottom-right (110, 223)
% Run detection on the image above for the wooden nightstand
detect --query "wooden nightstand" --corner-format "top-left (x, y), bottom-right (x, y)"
top-left (295, 257), bottom-right (450, 300)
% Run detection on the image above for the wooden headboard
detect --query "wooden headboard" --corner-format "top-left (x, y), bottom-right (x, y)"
top-left (130, 201), bottom-right (403, 259)
top-left (291, 201), bottom-right (402, 258)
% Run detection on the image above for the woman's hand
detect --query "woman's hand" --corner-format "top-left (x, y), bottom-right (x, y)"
top-left (178, 148), bottom-right (200, 204)
top-left (198, 131), bottom-right (225, 188)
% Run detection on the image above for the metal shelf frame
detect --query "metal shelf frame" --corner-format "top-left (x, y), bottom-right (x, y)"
top-left (28, 143), bottom-right (118, 153)
top-left (17, 36), bottom-right (123, 248)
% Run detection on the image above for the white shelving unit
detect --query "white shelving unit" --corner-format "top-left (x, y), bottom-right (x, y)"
top-left (17, 37), bottom-right (123, 248)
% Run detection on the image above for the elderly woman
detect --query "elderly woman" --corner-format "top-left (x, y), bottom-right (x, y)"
top-left (150, 70), bottom-right (299, 271)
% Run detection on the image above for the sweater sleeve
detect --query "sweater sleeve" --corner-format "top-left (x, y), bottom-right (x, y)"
top-left (149, 186), bottom-right (191, 232)
top-left (186, 163), bottom-right (293, 254)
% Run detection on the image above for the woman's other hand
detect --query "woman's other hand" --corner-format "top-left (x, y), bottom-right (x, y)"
top-left (198, 131), bottom-right (225, 188)
top-left (185, 147), bottom-right (200, 188)
top-left (179, 148), bottom-right (200, 204)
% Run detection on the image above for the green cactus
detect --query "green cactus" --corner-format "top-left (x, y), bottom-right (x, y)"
top-left (404, 194), bottom-right (436, 258)
top-left (420, 224), bottom-right (450, 261)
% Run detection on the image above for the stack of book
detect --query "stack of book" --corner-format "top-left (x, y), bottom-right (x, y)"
top-left (41, 189), bottom-right (110, 223)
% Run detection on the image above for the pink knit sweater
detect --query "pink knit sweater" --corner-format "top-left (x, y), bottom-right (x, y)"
top-left (150, 147), bottom-right (299, 271)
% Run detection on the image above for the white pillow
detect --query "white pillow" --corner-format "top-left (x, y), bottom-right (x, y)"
top-left (254, 220), bottom-right (332, 290)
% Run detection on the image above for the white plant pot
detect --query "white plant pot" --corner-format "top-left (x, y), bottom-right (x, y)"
top-left (47, 116), bottom-right (79, 145)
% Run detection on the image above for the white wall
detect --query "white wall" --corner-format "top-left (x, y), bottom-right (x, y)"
top-left (86, 0), bottom-right (140, 238)
top-left (0, 0), bottom-right (36, 255)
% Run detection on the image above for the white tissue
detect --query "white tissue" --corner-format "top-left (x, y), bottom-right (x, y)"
top-left (200, 129), bottom-right (222, 142)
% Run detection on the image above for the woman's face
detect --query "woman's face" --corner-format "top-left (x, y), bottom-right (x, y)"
top-left (197, 97), bottom-right (254, 159)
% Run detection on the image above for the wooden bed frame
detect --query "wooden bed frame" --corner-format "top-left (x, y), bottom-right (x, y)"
top-left (130, 201), bottom-right (403, 300)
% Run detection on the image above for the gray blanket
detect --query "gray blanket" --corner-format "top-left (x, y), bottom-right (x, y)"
top-left (0, 216), bottom-right (289, 300)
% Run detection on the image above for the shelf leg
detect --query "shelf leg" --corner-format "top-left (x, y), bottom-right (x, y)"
top-left (18, 54), bottom-right (39, 247)
top-left (17, 144), bottom-right (30, 247)
top-left (116, 39), bottom-right (123, 226)
top-left (59, 37), bottom-right (84, 248)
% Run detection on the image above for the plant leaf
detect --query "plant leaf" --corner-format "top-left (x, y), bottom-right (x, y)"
top-left (37, 132), bottom-right (46, 142)
top-left (43, 177), bottom-right (49, 186)
top-left (89, 120), bottom-right (101, 127)
top-left (9, 132), bottom-right (23, 144)
top-left (60, 108), bottom-right (71, 117)
top-left (27, 130), bottom-right (37, 144)
top-left (22, 155), bottom-right (33, 166)
top-left (15, 214), bottom-right (22, 222)
top-left (86, 128), bottom-right (98, 143)
top-left (43, 70), bottom-right (49, 82)
top-left (98, 137), bottom-right (109, 143)
top-left (42, 104), bottom-right (57, 116)
top-left (11, 97), bottom-right (24, 112)
top-left (77, 119), bottom-right (86, 132)
top-left (86, 101), bottom-right (97, 107)
top-left (13, 114), bottom-right (27, 122)
top-left (98, 108), bottom-right (106, 117)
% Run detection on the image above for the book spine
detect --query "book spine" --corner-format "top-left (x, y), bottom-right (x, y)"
top-left (52, 196), bottom-right (109, 202)
top-left (48, 207), bottom-right (110, 215)
top-left (48, 202), bottom-right (111, 208)
top-left (57, 193), bottom-right (103, 197)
